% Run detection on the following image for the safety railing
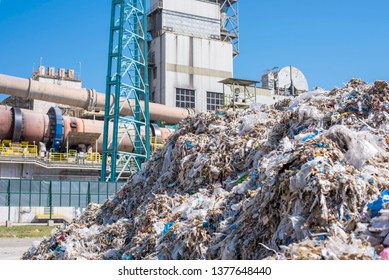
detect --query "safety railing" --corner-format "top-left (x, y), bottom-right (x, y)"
top-left (0, 141), bottom-right (38, 158)
top-left (85, 152), bottom-right (102, 164)
top-left (49, 152), bottom-right (69, 162)
top-left (1, 140), bottom-right (102, 165)
top-left (48, 151), bottom-right (103, 164)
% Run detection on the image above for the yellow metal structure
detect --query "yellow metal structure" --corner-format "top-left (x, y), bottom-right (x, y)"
top-left (1, 140), bottom-right (102, 164)
top-left (34, 208), bottom-right (69, 223)
top-left (86, 152), bottom-right (102, 164)
top-left (49, 151), bottom-right (102, 164)
top-left (0, 140), bottom-right (38, 157)
top-left (151, 137), bottom-right (164, 151)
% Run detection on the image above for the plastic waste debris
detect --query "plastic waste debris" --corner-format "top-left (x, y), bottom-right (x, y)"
top-left (162, 222), bottom-right (176, 236)
top-left (21, 79), bottom-right (389, 260)
top-left (380, 248), bottom-right (389, 260)
top-left (367, 190), bottom-right (389, 217)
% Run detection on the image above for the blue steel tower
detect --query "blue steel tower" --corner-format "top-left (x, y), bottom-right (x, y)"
top-left (101, 0), bottom-right (150, 182)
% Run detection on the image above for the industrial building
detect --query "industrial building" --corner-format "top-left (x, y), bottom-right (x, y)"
top-left (0, 0), bottom-right (309, 223)
top-left (1, 0), bottom-right (388, 265)
top-left (148, 0), bottom-right (234, 112)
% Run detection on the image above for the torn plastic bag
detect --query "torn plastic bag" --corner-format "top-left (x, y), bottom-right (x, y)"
top-left (367, 190), bottom-right (389, 217)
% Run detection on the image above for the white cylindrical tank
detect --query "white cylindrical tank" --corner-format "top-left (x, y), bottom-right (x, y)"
top-left (276, 66), bottom-right (309, 93)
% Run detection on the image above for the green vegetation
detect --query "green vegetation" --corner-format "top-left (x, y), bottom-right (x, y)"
top-left (0, 225), bottom-right (55, 238)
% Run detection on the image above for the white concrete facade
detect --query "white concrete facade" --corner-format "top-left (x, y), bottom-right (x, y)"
top-left (150, 33), bottom-right (233, 112)
top-left (149, 0), bottom-right (233, 113)
top-left (151, 0), bottom-right (221, 20)
top-left (253, 87), bottom-right (291, 106)
top-left (0, 162), bottom-right (100, 180)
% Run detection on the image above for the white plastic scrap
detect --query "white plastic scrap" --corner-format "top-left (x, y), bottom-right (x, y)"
top-left (22, 79), bottom-right (389, 260)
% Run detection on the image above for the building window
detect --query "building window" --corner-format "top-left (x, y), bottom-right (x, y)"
top-left (152, 67), bottom-right (157, 80)
top-left (207, 91), bottom-right (224, 111)
top-left (176, 88), bottom-right (195, 109)
top-left (151, 91), bottom-right (155, 102)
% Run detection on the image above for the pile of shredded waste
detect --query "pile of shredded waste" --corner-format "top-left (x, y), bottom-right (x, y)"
top-left (22, 79), bottom-right (389, 260)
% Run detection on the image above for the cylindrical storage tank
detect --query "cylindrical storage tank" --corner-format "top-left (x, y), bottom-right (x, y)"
top-left (275, 66), bottom-right (309, 93)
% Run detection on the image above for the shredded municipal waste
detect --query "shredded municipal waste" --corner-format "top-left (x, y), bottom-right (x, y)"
top-left (22, 79), bottom-right (389, 260)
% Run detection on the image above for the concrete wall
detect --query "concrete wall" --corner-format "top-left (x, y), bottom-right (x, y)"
top-left (159, 0), bottom-right (220, 39)
top-left (0, 206), bottom-right (77, 223)
top-left (36, 77), bottom-right (82, 89)
top-left (245, 86), bottom-right (291, 106)
top-left (0, 162), bottom-right (99, 180)
top-left (223, 85), bottom-right (290, 107)
top-left (150, 32), bottom-right (233, 112)
top-left (148, 0), bottom-right (233, 113)
top-left (256, 92), bottom-right (291, 106)
top-left (151, 0), bottom-right (220, 20)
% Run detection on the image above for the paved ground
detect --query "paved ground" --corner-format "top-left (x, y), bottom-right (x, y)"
top-left (0, 238), bottom-right (42, 260)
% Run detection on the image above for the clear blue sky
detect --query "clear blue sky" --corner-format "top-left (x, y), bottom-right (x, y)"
top-left (1, 0), bottom-right (388, 100)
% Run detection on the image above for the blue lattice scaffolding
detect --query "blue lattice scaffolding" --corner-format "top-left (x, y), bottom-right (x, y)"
top-left (101, 0), bottom-right (150, 182)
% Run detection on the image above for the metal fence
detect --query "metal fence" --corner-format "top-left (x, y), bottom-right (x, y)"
top-left (0, 179), bottom-right (125, 220)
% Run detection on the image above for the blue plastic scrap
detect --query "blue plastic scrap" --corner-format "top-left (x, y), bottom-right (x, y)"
top-left (301, 131), bottom-right (320, 142)
top-left (294, 124), bottom-right (309, 135)
top-left (162, 222), bottom-right (176, 235)
top-left (122, 253), bottom-right (133, 260)
top-left (249, 172), bottom-right (258, 184)
top-left (287, 105), bottom-right (299, 111)
top-left (184, 141), bottom-right (194, 148)
top-left (285, 236), bottom-right (293, 245)
top-left (367, 189), bottom-right (389, 217)
top-left (348, 105), bottom-right (370, 114)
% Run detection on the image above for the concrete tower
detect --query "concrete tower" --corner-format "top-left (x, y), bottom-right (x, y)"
top-left (148, 0), bottom-right (238, 113)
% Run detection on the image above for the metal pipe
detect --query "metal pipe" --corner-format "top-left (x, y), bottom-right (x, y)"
top-left (0, 107), bottom-right (173, 153)
top-left (0, 108), bottom-right (13, 140)
top-left (21, 109), bottom-right (50, 143)
top-left (0, 74), bottom-right (194, 124)
top-left (61, 115), bottom-right (137, 153)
